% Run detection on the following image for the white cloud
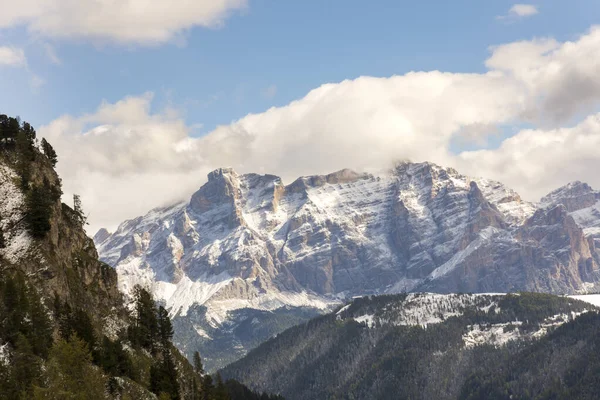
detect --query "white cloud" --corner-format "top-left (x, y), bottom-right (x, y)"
top-left (39, 27), bottom-right (600, 233)
top-left (456, 114), bottom-right (600, 200)
top-left (509, 4), bottom-right (539, 17)
top-left (0, 46), bottom-right (26, 66)
top-left (0, 0), bottom-right (247, 45)
top-left (497, 4), bottom-right (539, 20)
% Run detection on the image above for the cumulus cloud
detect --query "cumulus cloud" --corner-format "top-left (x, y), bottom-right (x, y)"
top-left (456, 114), bottom-right (600, 200)
top-left (0, 0), bottom-right (247, 45)
top-left (0, 46), bottom-right (26, 66)
top-left (39, 27), bottom-right (600, 233)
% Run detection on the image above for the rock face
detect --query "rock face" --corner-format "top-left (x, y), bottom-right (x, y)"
top-left (0, 157), bottom-right (125, 335)
top-left (95, 161), bottom-right (600, 369)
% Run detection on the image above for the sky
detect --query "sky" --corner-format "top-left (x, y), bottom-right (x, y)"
top-left (1, 0), bottom-right (600, 233)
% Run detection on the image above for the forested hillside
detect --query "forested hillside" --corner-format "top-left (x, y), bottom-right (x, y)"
top-left (0, 115), bottom-right (281, 400)
top-left (222, 292), bottom-right (600, 400)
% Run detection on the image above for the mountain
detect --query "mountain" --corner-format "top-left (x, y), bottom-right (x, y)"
top-left (0, 115), bottom-right (277, 400)
top-left (221, 292), bottom-right (600, 400)
top-left (95, 162), bottom-right (600, 369)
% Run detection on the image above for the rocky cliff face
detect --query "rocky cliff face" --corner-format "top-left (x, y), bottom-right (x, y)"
top-left (95, 161), bottom-right (600, 369)
top-left (0, 157), bottom-right (125, 333)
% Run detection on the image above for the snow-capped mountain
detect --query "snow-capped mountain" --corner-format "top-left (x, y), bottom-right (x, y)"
top-left (94, 161), bottom-right (600, 369)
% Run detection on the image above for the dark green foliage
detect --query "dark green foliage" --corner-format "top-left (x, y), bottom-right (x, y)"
top-left (158, 305), bottom-right (174, 345)
top-left (194, 351), bottom-right (205, 375)
top-left (223, 293), bottom-right (596, 400)
top-left (458, 311), bottom-right (600, 400)
top-left (215, 373), bottom-right (229, 400)
top-left (96, 336), bottom-right (134, 379)
top-left (202, 374), bottom-right (215, 400)
top-left (0, 274), bottom-right (51, 398)
top-left (128, 285), bottom-right (159, 351)
top-left (0, 115), bottom-right (61, 240)
top-left (32, 336), bottom-right (106, 399)
top-left (0, 115), bottom-right (15, 143)
top-left (150, 349), bottom-right (180, 400)
top-left (24, 185), bottom-right (52, 238)
top-left (73, 194), bottom-right (87, 225)
top-left (24, 179), bottom-right (60, 239)
top-left (57, 301), bottom-right (97, 351)
top-left (0, 274), bottom-right (52, 358)
top-left (224, 380), bottom-right (285, 400)
top-left (40, 138), bottom-right (57, 167)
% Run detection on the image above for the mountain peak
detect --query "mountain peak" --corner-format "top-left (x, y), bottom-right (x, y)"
top-left (207, 167), bottom-right (238, 182)
top-left (541, 181), bottom-right (599, 212)
top-left (93, 227), bottom-right (111, 244)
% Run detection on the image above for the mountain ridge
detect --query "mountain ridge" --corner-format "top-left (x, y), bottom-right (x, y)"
top-left (95, 161), bottom-right (600, 369)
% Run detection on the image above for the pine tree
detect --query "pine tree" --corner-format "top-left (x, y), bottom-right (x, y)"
top-left (10, 334), bottom-right (42, 399)
top-left (27, 286), bottom-right (53, 358)
top-left (150, 349), bottom-right (180, 399)
top-left (73, 194), bottom-right (87, 225)
top-left (25, 185), bottom-right (53, 238)
top-left (158, 305), bottom-right (174, 345)
top-left (193, 351), bottom-right (205, 376)
top-left (15, 130), bottom-right (34, 188)
top-left (41, 138), bottom-right (58, 167)
top-left (130, 285), bottom-right (158, 351)
top-left (32, 336), bottom-right (106, 399)
top-left (215, 373), bottom-right (230, 400)
top-left (202, 375), bottom-right (214, 400)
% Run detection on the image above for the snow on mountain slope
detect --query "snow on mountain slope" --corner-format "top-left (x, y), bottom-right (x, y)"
top-left (95, 161), bottom-right (600, 368)
top-left (333, 293), bottom-right (596, 348)
top-left (570, 294), bottom-right (600, 307)
top-left (344, 293), bottom-right (502, 328)
top-left (541, 181), bottom-right (600, 239)
top-left (0, 162), bottom-right (31, 263)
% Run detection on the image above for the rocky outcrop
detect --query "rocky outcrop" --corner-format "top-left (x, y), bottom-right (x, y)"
top-left (0, 156), bottom-right (126, 334)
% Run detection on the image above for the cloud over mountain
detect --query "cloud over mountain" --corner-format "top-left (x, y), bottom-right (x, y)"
top-left (40, 27), bottom-right (600, 232)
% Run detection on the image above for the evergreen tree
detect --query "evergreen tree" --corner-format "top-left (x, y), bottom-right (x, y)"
top-left (27, 286), bottom-right (53, 358)
top-left (22, 121), bottom-right (36, 143)
top-left (41, 138), bottom-right (58, 167)
top-left (130, 285), bottom-right (159, 351)
top-left (10, 334), bottom-right (42, 399)
top-left (73, 194), bottom-right (86, 224)
top-left (15, 130), bottom-right (34, 188)
top-left (97, 335), bottom-right (134, 379)
top-left (158, 305), bottom-right (174, 345)
top-left (25, 185), bottom-right (53, 238)
top-left (0, 114), bottom-right (8, 144)
top-left (202, 375), bottom-right (215, 400)
top-left (2, 274), bottom-right (27, 345)
top-left (193, 351), bottom-right (205, 376)
top-left (32, 336), bottom-right (106, 399)
top-left (150, 349), bottom-right (180, 400)
top-left (215, 373), bottom-right (230, 400)
top-left (6, 117), bottom-right (20, 143)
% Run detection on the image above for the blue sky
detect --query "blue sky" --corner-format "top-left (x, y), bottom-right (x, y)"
top-left (3, 0), bottom-right (600, 231)
top-left (1, 0), bottom-right (599, 134)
